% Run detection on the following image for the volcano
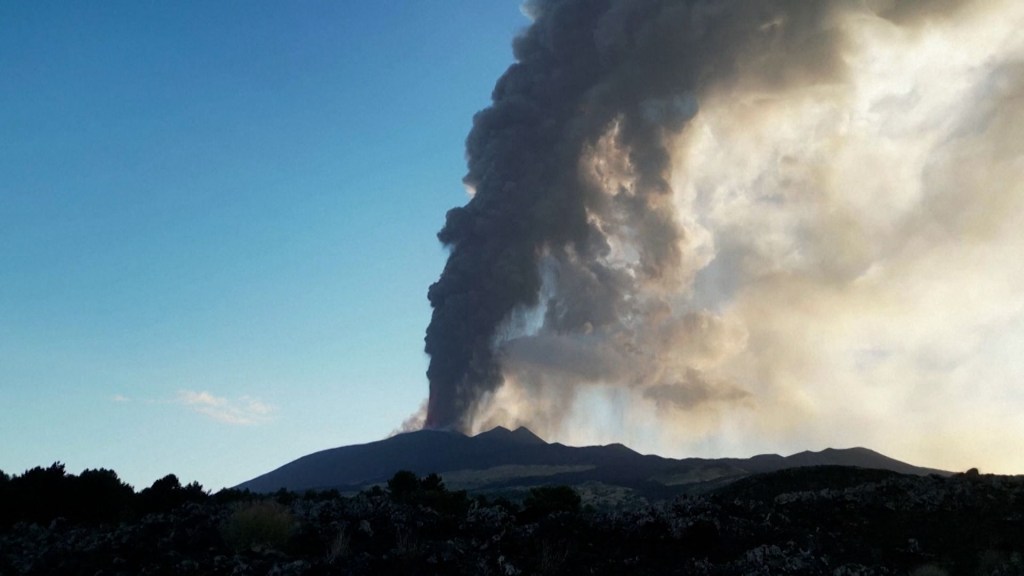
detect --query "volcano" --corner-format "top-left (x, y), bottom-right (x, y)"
top-left (236, 427), bottom-right (948, 500)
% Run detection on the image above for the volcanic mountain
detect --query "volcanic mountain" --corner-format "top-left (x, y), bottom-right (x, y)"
top-left (236, 427), bottom-right (948, 501)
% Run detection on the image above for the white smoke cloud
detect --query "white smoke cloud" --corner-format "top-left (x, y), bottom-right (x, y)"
top-left (471, 0), bottom-right (1024, 473)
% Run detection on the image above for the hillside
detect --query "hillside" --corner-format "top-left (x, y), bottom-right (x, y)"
top-left (236, 427), bottom-right (948, 500)
top-left (4, 465), bottom-right (1022, 575)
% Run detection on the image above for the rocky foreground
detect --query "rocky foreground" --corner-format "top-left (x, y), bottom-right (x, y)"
top-left (2, 466), bottom-right (1023, 575)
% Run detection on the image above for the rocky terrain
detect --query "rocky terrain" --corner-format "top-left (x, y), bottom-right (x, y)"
top-left (2, 464), bottom-right (1023, 575)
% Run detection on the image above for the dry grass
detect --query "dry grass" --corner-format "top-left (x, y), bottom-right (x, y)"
top-left (220, 500), bottom-right (295, 552)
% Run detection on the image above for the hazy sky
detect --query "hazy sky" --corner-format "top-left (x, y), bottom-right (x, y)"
top-left (441, 0), bottom-right (1024, 480)
top-left (1, 2), bottom-right (528, 490)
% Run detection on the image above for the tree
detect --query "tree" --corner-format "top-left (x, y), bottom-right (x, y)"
top-left (387, 470), bottom-right (420, 502)
top-left (11, 462), bottom-right (70, 523)
top-left (520, 485), bottom-right (581, 523)
top-left (0, 469), bottom-right (10, 526)
top-left (71, 468), bottom-right (134, 523)
top-left (420, 472), bottom-right (446, 493)
top-left (137, 474), bottom-right (207, 514)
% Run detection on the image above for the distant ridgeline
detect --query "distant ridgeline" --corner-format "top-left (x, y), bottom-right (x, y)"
top-left (235, 426), bottom-right (950, 498)
top-left (0, 428), bottom-right (952, 528)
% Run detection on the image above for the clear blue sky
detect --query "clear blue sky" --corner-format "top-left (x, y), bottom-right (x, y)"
top-left (1, 2), bottom-right (529, 490)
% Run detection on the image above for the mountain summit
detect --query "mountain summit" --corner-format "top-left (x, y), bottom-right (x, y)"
top-left (473, 426), bottom-right (546, 445)
top-left (236, 427), bottom-right (946, 498)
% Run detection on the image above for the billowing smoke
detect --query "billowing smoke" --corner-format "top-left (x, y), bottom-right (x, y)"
top-left (423, 0), bottom-right (1024, 472)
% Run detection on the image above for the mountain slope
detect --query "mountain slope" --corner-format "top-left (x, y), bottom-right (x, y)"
top-left (236, 426), bottom-right (948, 496)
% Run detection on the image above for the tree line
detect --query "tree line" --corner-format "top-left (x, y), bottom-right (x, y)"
top-left (0, 463), bottom-right (583, 528)
top-left (0, 463), bottom-right (211, 526)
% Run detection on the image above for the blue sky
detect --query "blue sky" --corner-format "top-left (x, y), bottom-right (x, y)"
top-left (1, 2), bottom-right (529, 490)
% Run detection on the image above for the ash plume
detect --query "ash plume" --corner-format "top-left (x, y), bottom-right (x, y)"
top-left (423, 0), bottom-right (1024, 473)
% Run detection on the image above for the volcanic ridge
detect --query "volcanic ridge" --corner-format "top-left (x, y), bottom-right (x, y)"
top-left (237, 427), bottom-right (947, 501)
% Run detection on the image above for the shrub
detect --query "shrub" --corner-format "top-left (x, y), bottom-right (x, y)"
top-left (520, 486), bottom-right (582, 523)
top-left (221, 500), bottom-right (295, 552)
top-left (385, 471), bottom-right (470, 519)
top-left (212, 487), bottom-right (253, 505)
